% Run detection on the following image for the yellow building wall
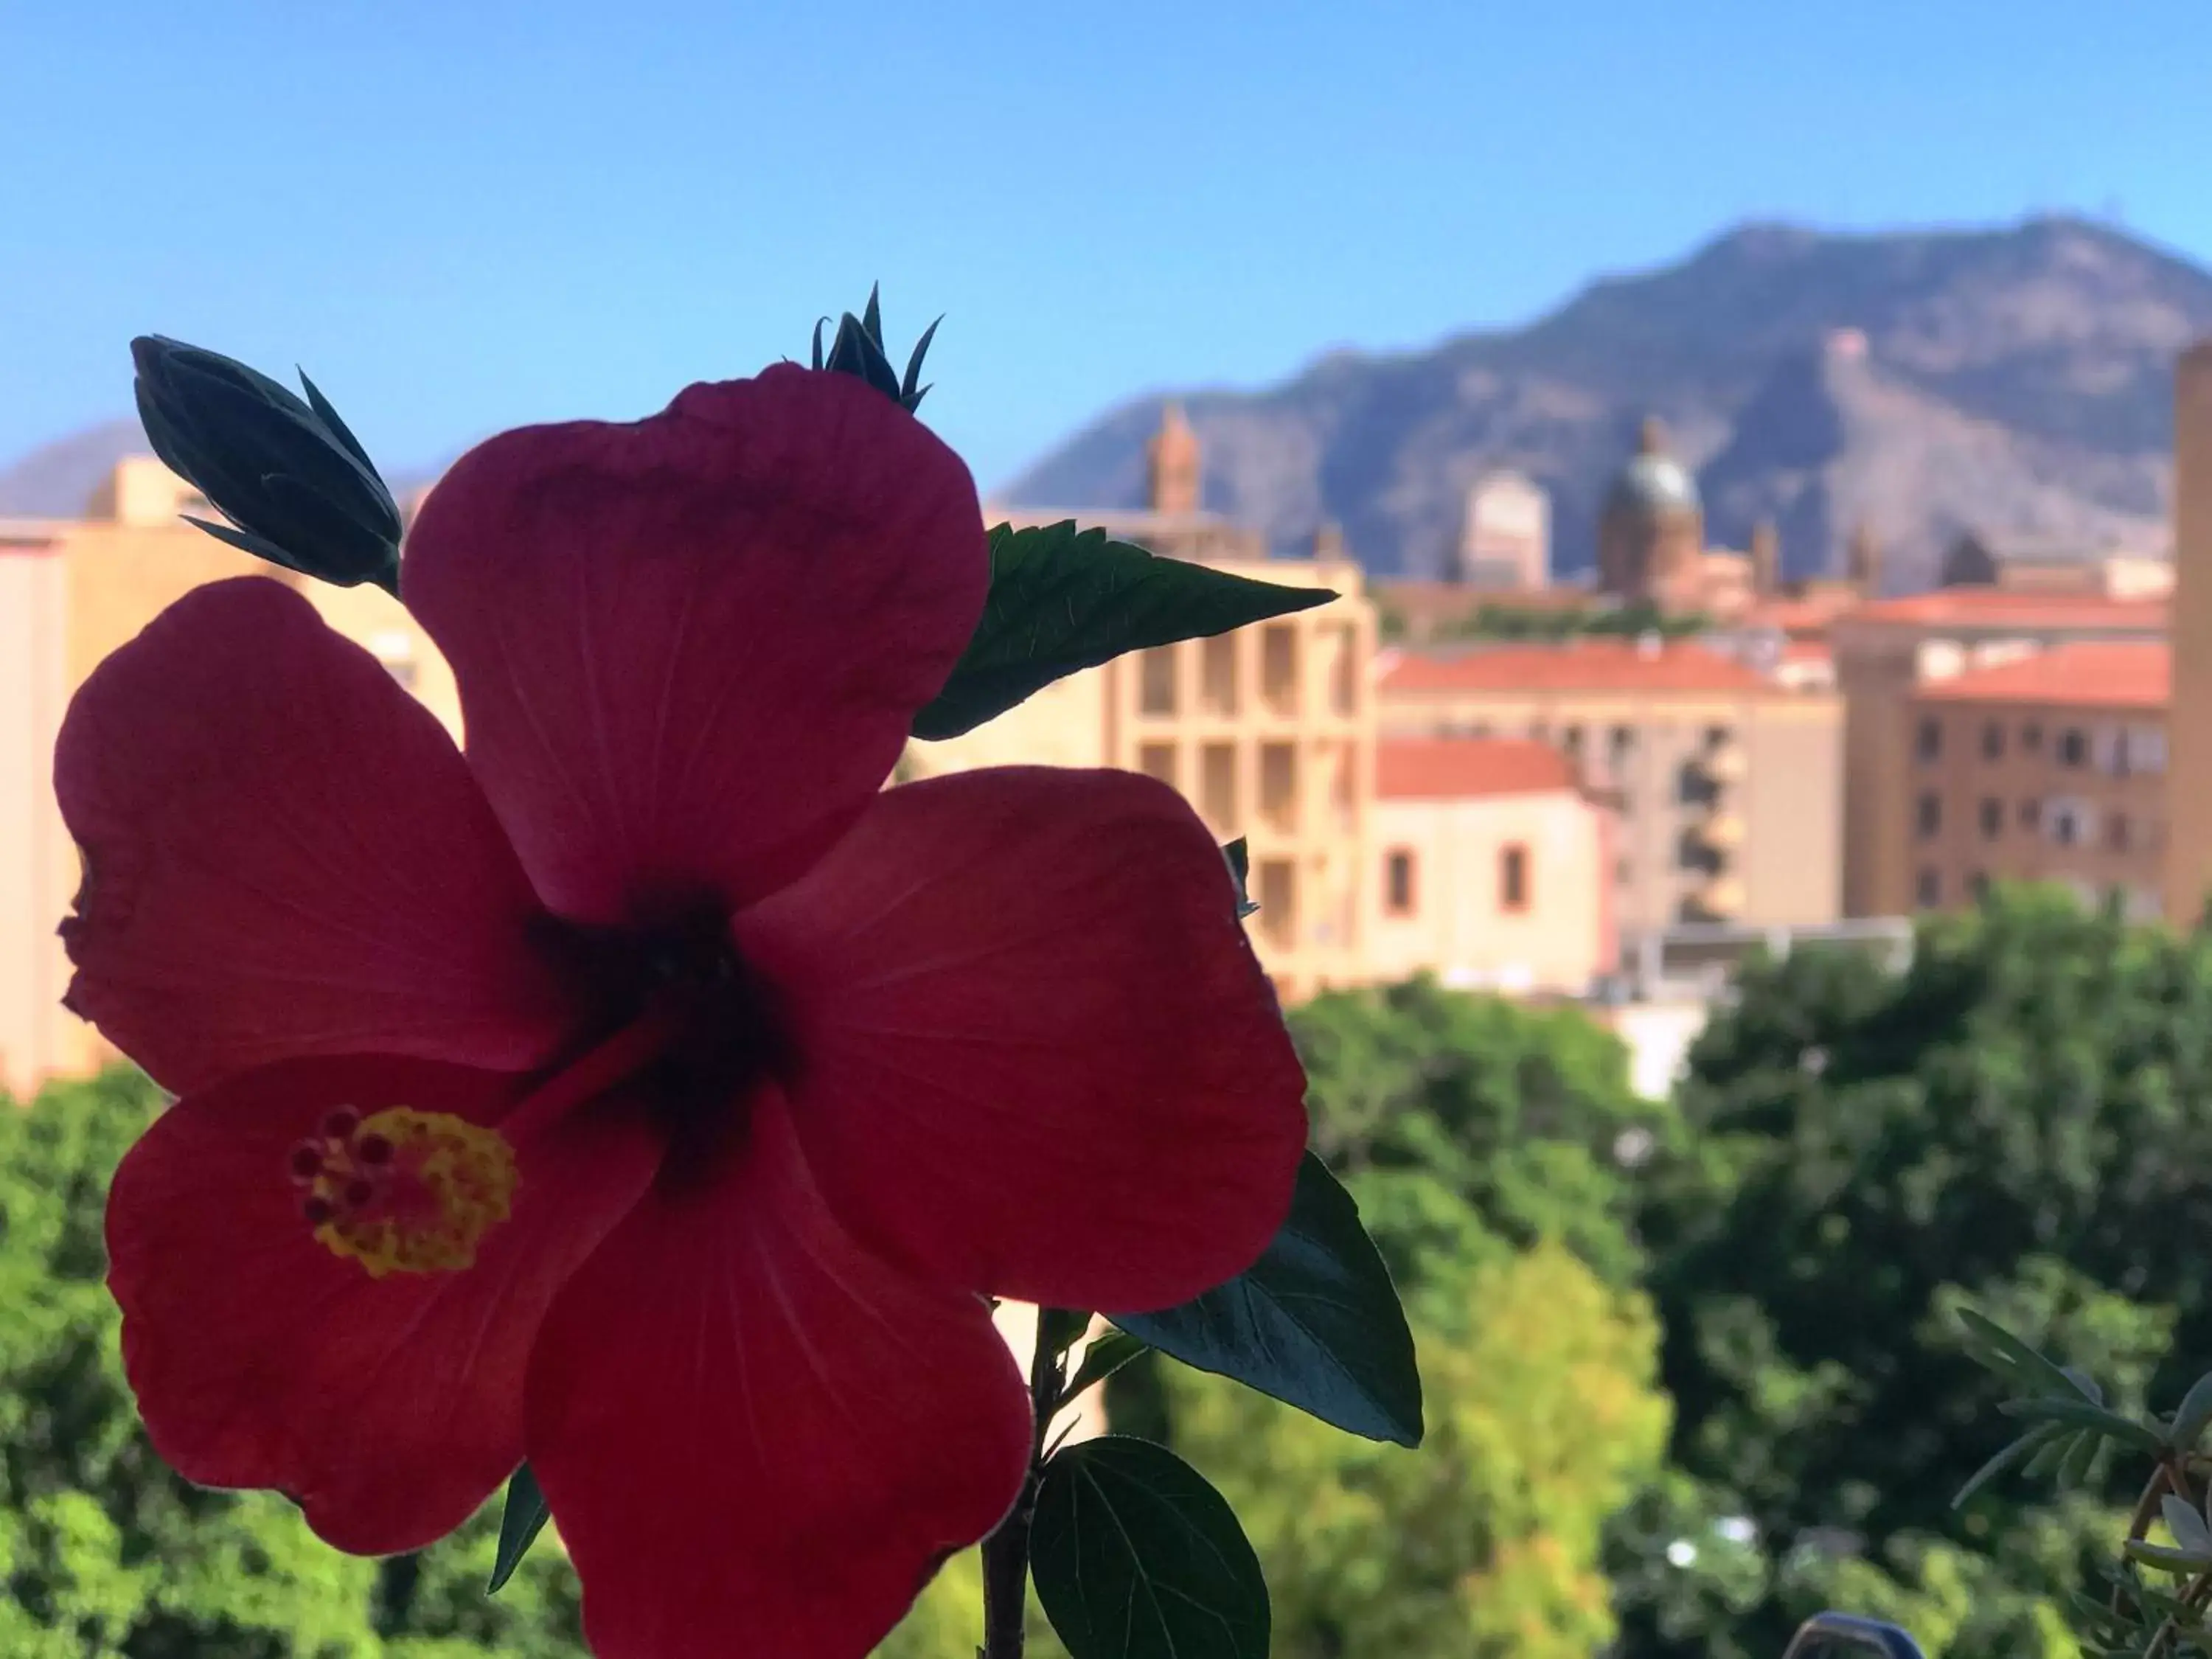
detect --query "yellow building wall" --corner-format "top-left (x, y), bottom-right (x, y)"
top-left (303, 580), bottom-right (465, 742)
top-left (1375, 682), bottom-right (1843, 931)
top-left (0, 548), bottom-right (97, 1096)
top-left (904, 550), bottom-right (1379, 1003)
top-left (1368, 790), bottom-right (1608, 993)
top-left (2168, 342), bottom-right (2212, 922)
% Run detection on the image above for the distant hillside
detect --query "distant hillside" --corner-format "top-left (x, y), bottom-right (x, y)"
top-left (0, 416), bottom-right (449, 523)
top-left (0, 420), bottom-right (148, 517)
top-left (1004, 217), bottom-right (2212, 588)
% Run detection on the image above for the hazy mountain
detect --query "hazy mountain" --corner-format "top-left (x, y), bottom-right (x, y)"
top-left (0, 420), bottom-right (149, 517)
top-left (1003, 216), bottom-right (2212, 588)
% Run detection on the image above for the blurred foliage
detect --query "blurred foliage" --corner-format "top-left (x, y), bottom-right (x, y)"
top-left (1170, 1242), bottom-right (1669, 1659)
top-left (1087, 978), bottom-right (1674, 1658)
top-left (0, 1068), bottom-right (588, 1657)
top-left (1625, 884), bottom-right (2212, 1659)
top-left (21, 883), bottom-right (2212, 1659)
top-left (1377, 596), bottom-right (1711, 644)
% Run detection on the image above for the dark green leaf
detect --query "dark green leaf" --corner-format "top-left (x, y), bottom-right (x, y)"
top-left (1031, 1436), bottom-right (1268, 1659)
top-left (861, 283), bottom-right (883, 349)
top-left (2125, 1540), bottom-right (2208, 1575)
top-left (1040, 1307), bottom-right (1091, 1357)
top-left (1952, 1423), bottom-right (2062, 1508)
top-left (2055, 1427), bottom-right (2101, 1488)
top-left (1115, 1152), bottom-right (1422, 1446)
top-left (297, 369), bottom-right (380, 476)
top-left (2022, 1425), bottom-right (2077, 1481)
top-left (1222, 838), bottom-right (1258, 918)
top-left (824, 311), bottom-right (902, 403)
top-left (902, 316), bottom-right (942, 407)
top-left (181, 516), bottom-right (307, 574)
top-left (912, 521), bottom-right (1335, 741)
top-left (2166, 1493), bottom-right (2212, 1553)
top-left (1957, 1309), bottom-right (2096, 1399)
top-left (487, 1464), bottom-right (552, 1593)
top-left (1997, 1394), bottom-right (2161, 1451)
top-left (1059, 1329), bottom-right (1149, 1410)
top-left (2172, 1369), bottom-right (2212, 1450)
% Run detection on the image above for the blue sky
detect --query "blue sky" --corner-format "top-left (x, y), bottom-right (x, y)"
top-left (6, 1), bottom-right (2210, 490)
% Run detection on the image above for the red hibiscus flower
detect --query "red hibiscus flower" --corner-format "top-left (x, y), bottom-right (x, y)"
top-left (55, 364), bottom-right (1308, 1659)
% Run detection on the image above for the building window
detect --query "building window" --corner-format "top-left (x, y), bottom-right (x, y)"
top-left (1200, 635), bottom-right (1239, 716)
top-left (1705, 724), bottom-right (1733, 750)
top-left (2135, 726), bottom-right (2169, 773)
top-left (1978, 797), bottom-right (2002, 840)
top-left (1562, 725), bottom-right (1585, 759)
top-left (1916, 868), bottom-right (1941, 908)
top-left (1981, 721), bottom-right (2004, 761)
top-left (1610, 725), bottom-right (1636, 757)
top-left (2019, 797), bottom-right (2041, 830)
top-left (1259, 742), bottom-right (1298, 832)
top-left (1138, 742), bottom-right (1178, 788)
top-left (1916, 793), bottom-right (1941, 838)
top-left (1139, 646), bottom-right (1178, 715)
top-left (1260, 625), bottom-right (1299, 716)
top-left (2050, 801), bottom-right (2091, 846)
top-left (2109, 811), bottom-right (2133, 852)
top-left (1969, 871), bottom-right (1992, 903)
top-left (2057, 727), bottom-right (2090, 768)
top-left (1256, 859), bottom-right (1296, 950)
top-left (1384, 849), bottom-right (1416, 917)
top-left (2022, 721), bottom-right (2044, 753)
top-left (1329, 625), bottom-right (1357, 716)
top-left (1499, 843), bottom-right (1531, 913)
top-left (1916, 717), bottom-right (1943, 762)
top-left (1200, 742), bottom-right (1237, 832)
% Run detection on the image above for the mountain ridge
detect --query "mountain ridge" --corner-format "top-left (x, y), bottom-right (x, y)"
top-left (1003, 215), bottom-right (2211, 588)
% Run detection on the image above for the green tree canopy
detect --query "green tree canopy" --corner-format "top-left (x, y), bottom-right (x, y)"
top-left (1099, 978), bottom-right (1674, 1659)
top-left (0, 1068), bottom-right (589, 1658)
top-left (1626, 886), bottom-right (2212, 1659)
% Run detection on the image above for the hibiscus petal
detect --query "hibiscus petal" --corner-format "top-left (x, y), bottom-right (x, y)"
top-left (55, 577), bottom-right (578, 1093)
top-left (526, 1093), bottom-right (1031, 1659)
top-left (401, 364), bottom-right (988, 926)
top-left (734, 767), bottom-right (1310, 1315)
top-left (107, 1054), bottom-right (664, 1556)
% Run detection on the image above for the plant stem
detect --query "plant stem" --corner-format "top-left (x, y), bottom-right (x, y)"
top-left (979, 1310), bottom-right (1070, 1659)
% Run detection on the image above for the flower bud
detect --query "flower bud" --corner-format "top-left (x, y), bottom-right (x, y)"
top-left (131, 335), bottom-right (403, 593)
top-left (808, 286), bottom-right (939, 414)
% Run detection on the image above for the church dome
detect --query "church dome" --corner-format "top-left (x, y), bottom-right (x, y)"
top-left (1604, 417), bottom-right (1700, 518)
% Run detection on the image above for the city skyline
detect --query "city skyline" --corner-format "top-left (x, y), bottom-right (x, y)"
top-left (10, 1), bottom-right (2212, 490)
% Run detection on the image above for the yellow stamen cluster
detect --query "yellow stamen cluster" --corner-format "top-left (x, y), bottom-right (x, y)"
top-left (288, 1105), bottom-right (518, 1278)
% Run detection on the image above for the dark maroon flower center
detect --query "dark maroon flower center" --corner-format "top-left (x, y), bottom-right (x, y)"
top-left (532, 902), bottom-right (792, 1171)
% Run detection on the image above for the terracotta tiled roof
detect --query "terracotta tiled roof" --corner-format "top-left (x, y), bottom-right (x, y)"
top-left (1377, 638), bottom-right (1776, 695)
top-left (1376, 580), bottom-right (1590, 607)
top-left (1915, 640), bottom-right (2169, 709)
top-left (1781, 639), bottom-right (1832, 666)
top-left (1743, 595), bottom-right (1855, 636)
top-left (1377, 737), bottom-right (1579, 800)
top-left (1844, 586), bottom-right (2168, 631)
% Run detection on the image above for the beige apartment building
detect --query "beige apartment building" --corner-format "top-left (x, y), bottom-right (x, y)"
top-left (1829, 587), bottom-right (2168, 917)
top-left (0, 459), bottom-right (457, 1098)
top-left (910, 510), bottom-right (1377, 1002)
top-left (1368, 737), bottom-right (1613, 994)
top-left (1902, 640), bottom-right (2168, 918)
top-left (1373, 637), bottom-right (1843, 932)
top-left (2168, 342), bottom-right (2212, 922)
